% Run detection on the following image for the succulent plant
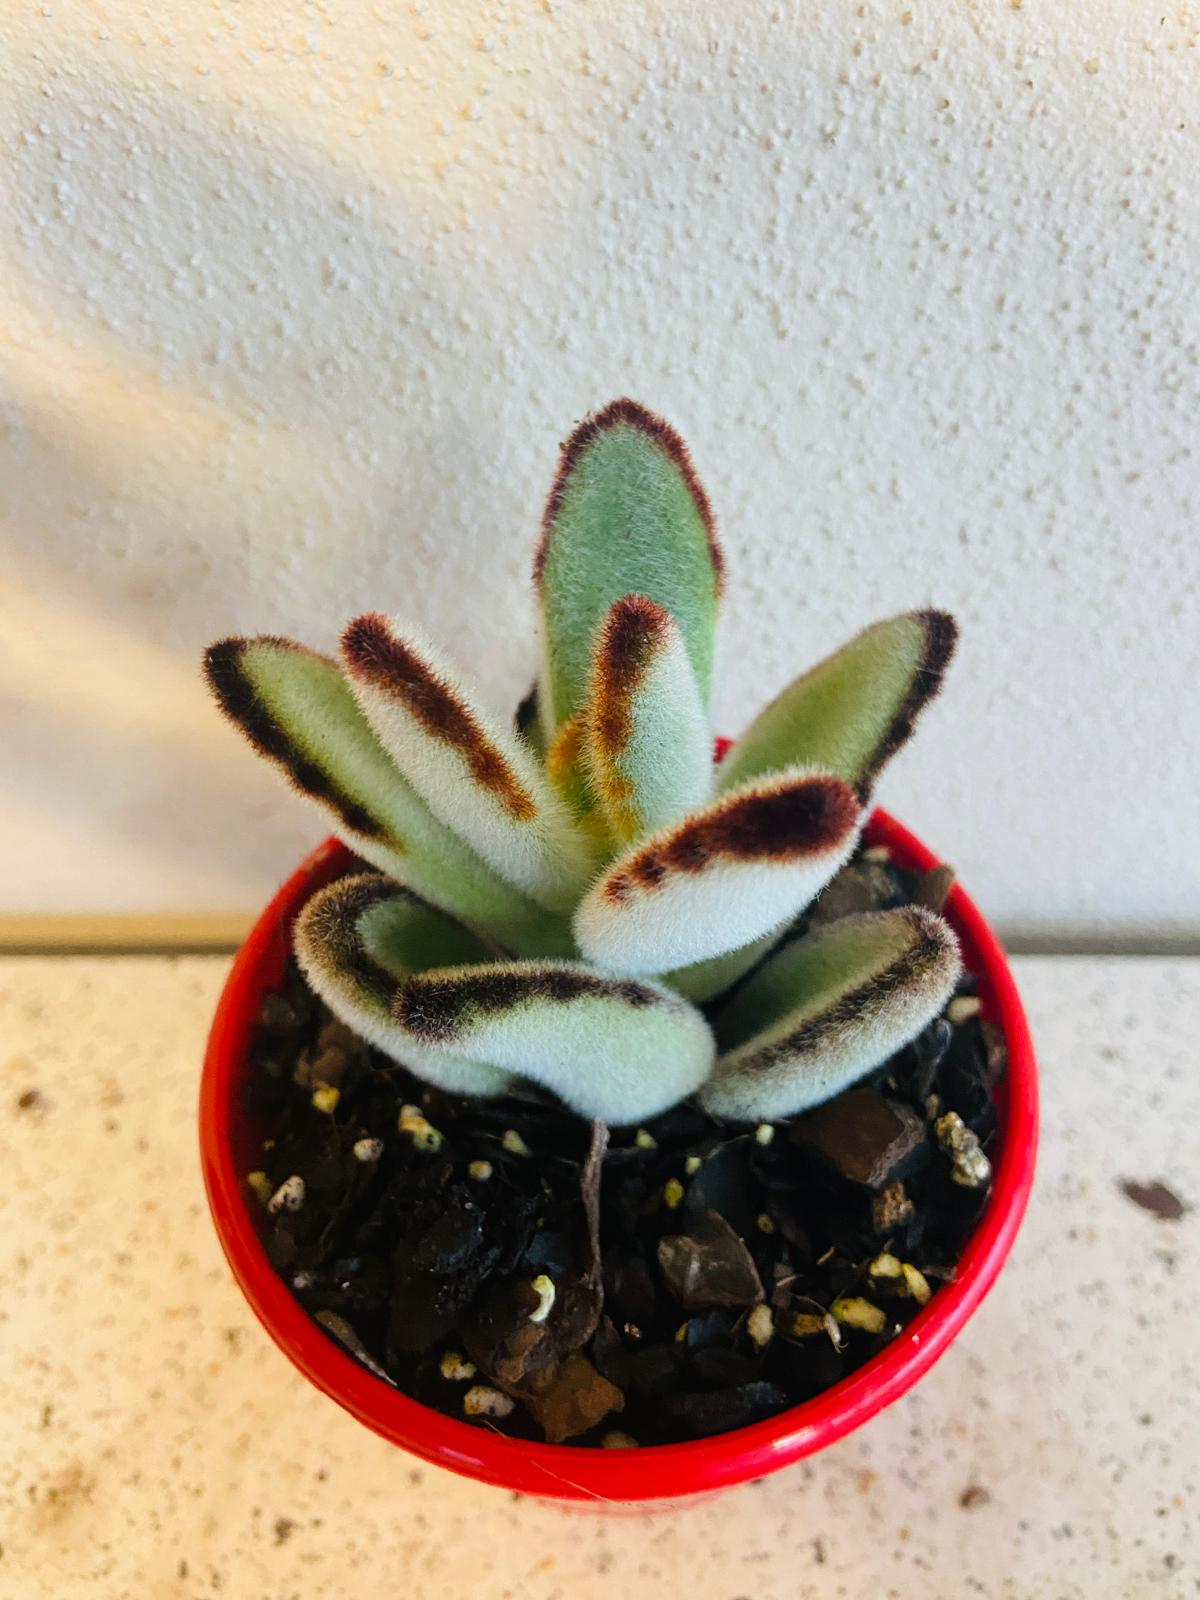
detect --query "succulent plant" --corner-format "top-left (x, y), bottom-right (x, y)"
top-left (205, 399), bottom-right (962, 1126)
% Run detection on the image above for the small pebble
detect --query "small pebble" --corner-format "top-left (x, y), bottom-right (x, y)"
top-left (872, 1180), bottom-right (915, 1232)
top-left (935, 1111), bottom-right (992, 1188)
top-left (870, 1251), bottom-right (932, 1304)
top-left (789, 1311), bottom-right (829, 1339)
top-left (398, 1105), bottom-right (443, 1152)
top-left (311, 1083), bottom-right (341, 1114)
top-left (602, 1431), bottom-right (639, 1448)
top-left (831, 1296), bottom-right (888, 1334)
top-left (756, 1212), bottom-right (776, 1234)
top-left (353, 1137), bottom-right (384, 1163)
top-left (663, 1177), bottom-right (684, 1208)
top-left (755, 1123), bottom-right (775, 1146)
top-left (635, 1129), bottom-right (657, 1150)
top-left (439, 1351), bottom-right (477, 1382)
top-left (947, 995), bottom-right (982, 1025)
top-left (901, 1262), bottom-right (933, 1305)
top-left (246, 1170), bottom-right (272, 1205)
top-left (862, 844), bottom-right (891, 862)
top-left (268, 1175), bottom-right (306, 1214)
top-left (869, 1251), bottom-right (904, 1281)
top-left (1119, 1178), bottom-right (1187, 1221)
top-left (684, 1154), bottom-right (702, 1175)
top-left (463, 1386), bottom-right (515, 1419)
top-left (747, 1303), bottom-right (774, 1348)
top-left (292, 1270), bottom-right (315, 1290)
top-left (528, 1274), bottom-right (556, 1324)
top-left (468, 1159), bottom-right (493, 1181)
top-left (501, 1129), bottom-right (530, 1156)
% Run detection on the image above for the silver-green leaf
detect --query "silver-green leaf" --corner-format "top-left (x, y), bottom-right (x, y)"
top-left (294, 873), bottom-right (516, 1096)
top-left (203, 636), bottom-right (569, 956)
top-left (341, 613), bottom-right (593, 911)
top-left (392, 960), bottom-right (715, 1124)
top-left (718, 611), bottom-right (957, 799)
top-left (574, 767), bottom-right (862, 974)
top-left (583, 593), bottom-right (712, 847)
top-left (700, 906), bottom-right (962, 1121)
top-left (661, 928), bottom-right (784, 1004)
top-left (535, 399), bottom-right (724, 741)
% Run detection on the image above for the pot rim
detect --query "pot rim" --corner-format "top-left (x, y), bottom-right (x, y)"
top-left (199, 810), bottom-right (1037, 1503)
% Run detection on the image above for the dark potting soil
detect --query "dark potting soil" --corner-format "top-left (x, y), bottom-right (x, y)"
top-left (242, 850), bottom-right (1004, 1448)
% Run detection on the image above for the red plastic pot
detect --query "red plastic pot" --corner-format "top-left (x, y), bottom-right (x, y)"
top-left (200, 810), bottom-right (1037, 1505)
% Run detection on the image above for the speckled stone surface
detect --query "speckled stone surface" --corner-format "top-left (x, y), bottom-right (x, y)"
top-left (1, 956), bottom-right (1195, 1597)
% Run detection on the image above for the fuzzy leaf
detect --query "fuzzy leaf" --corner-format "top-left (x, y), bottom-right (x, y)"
top-left (584, 594), bottom-right (712, 846)
top-left (700, 907), bottom-right (962, 1121)
top-left (392, 960), bottom-right (715, 1125)
top-left (535, 399), bottom-right (724, 738)
top-left (545, 711), bottom-right (613, 845)
top-left (341, 614), bottom-right (594, 911)
top-left (204, 637), bottom-right (568, 956)
top-left (573, 768), bottom-right (862, 975)
top-left (294, 874), bottom-right (516, 1096)
top-left (718, 611), bottom-right (958, 799)
top-left (662, 928), bottom-right (783, 1004)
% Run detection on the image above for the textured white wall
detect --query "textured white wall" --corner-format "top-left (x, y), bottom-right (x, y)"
top-left (2, 0), bottom-right (1198, 943)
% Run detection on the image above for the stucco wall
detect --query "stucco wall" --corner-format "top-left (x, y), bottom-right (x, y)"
top-left (3, 1), bottom-right (1198, 942)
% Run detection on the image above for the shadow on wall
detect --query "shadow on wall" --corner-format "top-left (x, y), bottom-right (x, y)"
top-left (1, 45), bottom-right (568, 898)
top-left (0, 576), bottom-right (324, 895)
top-left (2, 53), bottom-right (524, 605)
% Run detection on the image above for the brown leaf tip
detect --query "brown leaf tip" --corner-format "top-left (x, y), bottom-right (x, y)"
top-left (603, 774), bottom-right (860, 903)
top-left (917, 610), bottom-right (958, 695)
top-left (534, 398), bottom-right (724, 595)
top-left (301, 874), bottom-right (409, 1000)
top-left (591, 593), bottom-right (672, 762)
top-left (394, 965), bottom-right (660, 1043)
top-left (342, 614), bottom-right (537, 822)
top-left (860, 609), bottom-right (959, 799)
top-left (203, 636), bottom-right (383, 840)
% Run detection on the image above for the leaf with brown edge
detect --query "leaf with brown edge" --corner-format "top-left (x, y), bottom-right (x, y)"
top-left (293, 873), bottom-right (516, 1096)
top-left (717, 611), bottom-right (958, 799)
top-left (535, 399), bottom-right (724, 738)
top-left (392, 960), bottom-right (715, 1125)
top-left (583, 594), bottom-right (712, 846)
top-left (700, 906), bottom-right (962, 1121)
top-left (341, 613), bottom-right (594, 911)
top-left (203, 636), bottom-right (568, 956)
top-left (573, 767), bottom-right (862, 975)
